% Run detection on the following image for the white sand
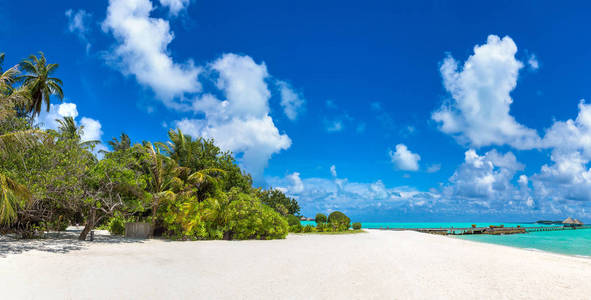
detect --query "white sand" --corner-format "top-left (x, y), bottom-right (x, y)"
top-left (1, 229), bottom-right (591, 299)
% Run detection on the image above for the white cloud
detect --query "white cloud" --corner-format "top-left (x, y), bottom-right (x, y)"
top-left (80, 117), bottom-right (103, 142)
top-left (37, 102), bottom-right (79, 130)
top-left (432, 35), bottom-right (540, 149)
top-left (176, 54), bottom-right (291, 180)
top-left (267, 173), bottom-right (439, 216)
top-left (65, 9), bottom-right (92, 51)
top-left (102, 0), bottom-right (201, 103)
top-left (389, 144), bottom-right (420, 171)
top-left (276, 80), bottom-right (305, 120)
top-left (330, 165), bottom-right (337, 177)
top-left (158, 0), bottom-right (190, 16)
top-left (528, 54), bottom-right (539, 70)
top-left (443, 149), bottom-right (527, 209)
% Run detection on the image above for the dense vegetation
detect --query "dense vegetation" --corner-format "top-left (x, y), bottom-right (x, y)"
top-left (0, 51), bottom-right (301, 241)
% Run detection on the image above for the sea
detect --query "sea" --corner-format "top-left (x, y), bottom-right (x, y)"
top-left (301, 221), bottom-right (591, 257)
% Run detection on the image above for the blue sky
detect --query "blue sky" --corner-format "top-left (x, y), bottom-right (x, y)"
top-left (3, 0), bottom-right (591, 221)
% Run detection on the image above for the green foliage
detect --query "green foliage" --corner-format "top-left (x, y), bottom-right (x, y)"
top-left (286, 214), bottom-right (301, 226)
top-left (257, 188), bottom-right (300, 216)
top-left (303, 224), bottom-right (315, 233)
top-left (108, 216), bottom-right (126, 235)
top-left (289, 224), bottom-right (303, 233)
top-left (328, 211), bottom-right (351, 229)
top-left (352, 222), bottom-right (362, 230)
top-left (224, 191), bottom-right (288, 240)
top-left (315, 213), bottom-right (327, 224)
top-left (0, 52), bottom-right (299, 240)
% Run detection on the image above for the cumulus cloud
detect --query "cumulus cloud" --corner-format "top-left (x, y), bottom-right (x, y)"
top-left (176, 54), bottom-right (291, 180)
top-left (102, 0), bottom-right (201, 103)
top-left (432, 35), bottom-right (540, 149)
top-left (527, 101), bottom-right (591, 205)
top-left (65, 9), bottom-right (92, 51)
top-left (276, 80), bottom-right (305, 120)
top-left (443, 149), bottom-right (528, 210)
top-left (158, 0), bottom-right (190, 15)
top-left (267, 173), bottom-right (439, 217)
top-left (389, 144), bottom-right (420, 171)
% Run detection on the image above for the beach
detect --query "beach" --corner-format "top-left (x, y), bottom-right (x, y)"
top-left (1, 229), bottom-right (591, 299)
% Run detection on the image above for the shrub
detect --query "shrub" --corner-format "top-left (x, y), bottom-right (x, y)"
top-left (315, 213), bottom-right (327, 224)
top-left (303, 224), bottom-right (315, 233)
top-left (352, 222), bottom-right (362, 230)
top-left (286, 214), bottom-right (301, 226)
top-left (108, 216), bottom-right (126, 235)
top-left (224, 192), bottom-right (288, 240)
top-left (328, 211), bottom-right (351, 229)
top-left (289, 224), bottom-right (303, 233)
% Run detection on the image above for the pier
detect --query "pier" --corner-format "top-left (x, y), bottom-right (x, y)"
top-left (376, 225), bottom-right (591, 235)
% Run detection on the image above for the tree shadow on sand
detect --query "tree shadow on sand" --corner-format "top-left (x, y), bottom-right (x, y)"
top-left (0, 228), bottom-right (145, 258)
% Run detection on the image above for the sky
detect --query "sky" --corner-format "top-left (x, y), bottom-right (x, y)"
top-left (2, 0), bottom-right (591, 222)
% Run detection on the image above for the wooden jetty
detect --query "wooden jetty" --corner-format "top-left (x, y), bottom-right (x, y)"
top-left (377, 225), bottom-right (591, 236)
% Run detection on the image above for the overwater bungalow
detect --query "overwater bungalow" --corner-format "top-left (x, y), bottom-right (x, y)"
top-left (562, 217), bottom-right (582, 227)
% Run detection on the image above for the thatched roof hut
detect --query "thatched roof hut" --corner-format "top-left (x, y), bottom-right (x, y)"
top-left (563, 217), bottom-right (576, 227)
top-left (574, 219), bottom-right (584, 226)
top-left (563, 217), bottom-right (575, 224)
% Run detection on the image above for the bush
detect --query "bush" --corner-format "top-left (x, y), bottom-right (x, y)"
top-left (315, 213), bottom-right (327, 224)
top-left (352, 222), bottom-right (362, 230)
top-left (286, 214), bottom-right (301, 226)
top-left (108, 216), bottom-right (126, 235)
top-left (303, 224), bottom-right (315, 233)
top-left (289, 224), bottom-right (303, 233)
top-left (224, 192), bottom-right (288, 240)
top-left (328, 211), bottom-right (351, 229)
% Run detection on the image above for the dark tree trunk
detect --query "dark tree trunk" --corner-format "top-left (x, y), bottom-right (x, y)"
top-left (78, 209), bottom-right (96, 241)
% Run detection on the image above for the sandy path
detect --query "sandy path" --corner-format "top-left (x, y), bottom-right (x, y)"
top-left (1, 229), bottom-right (591, 299)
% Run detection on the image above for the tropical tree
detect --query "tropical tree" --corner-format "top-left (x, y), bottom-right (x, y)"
top-left (55, 116), bottom-right (100, 149)
top-left (142, 142), bottom-right (179, 234)
top-left (18, 52), bottom-right (63, 116)
top-left (108, 133), bottom-right (131, 151)
top-left (0, 130), bottom-right (45, 224)
top-left (0, 172), bottom-right (30, 224)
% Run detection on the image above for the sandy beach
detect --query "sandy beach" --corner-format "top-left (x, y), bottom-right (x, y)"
top-left (1, 229), bottom-right (591, 299)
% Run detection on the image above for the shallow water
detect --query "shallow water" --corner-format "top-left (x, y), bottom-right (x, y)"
top-left (458, 229), bottom-right (591, 257)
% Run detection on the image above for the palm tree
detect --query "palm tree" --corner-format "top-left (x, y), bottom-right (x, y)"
top-left (0, 172), bottom-right (30, 224)
top-left (56, 116), bottom-right (100, 148)
top-left (19, 52), bottom-right (63, 116)
top-left (0, 130), bottom-right (41, 224)
top-left (56, 116), bottom-right (78, 139)
top-left (108, 133), bottom-right (131, 151)
top-left (143, 142), bottom-right (178, 234)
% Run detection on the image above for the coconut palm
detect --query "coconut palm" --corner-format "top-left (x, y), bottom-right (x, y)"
top-left (19, 52), bottom-right (63, 116)
top-left (143, 142), bottom-right (179, 233)
top-left (0, 130), bottom-right (42, 224)
top-left (56, 116), bottom-right (100, 148)
top-left (0, 173), bottom-right (30, 224)
top-left (108, 133), bottom-right (131, 151)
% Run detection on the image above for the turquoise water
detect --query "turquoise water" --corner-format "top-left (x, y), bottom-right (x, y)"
top-left (459, 229), bottom-right (591, 257)
top-left (301, 221), bottom-right (591, 257)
